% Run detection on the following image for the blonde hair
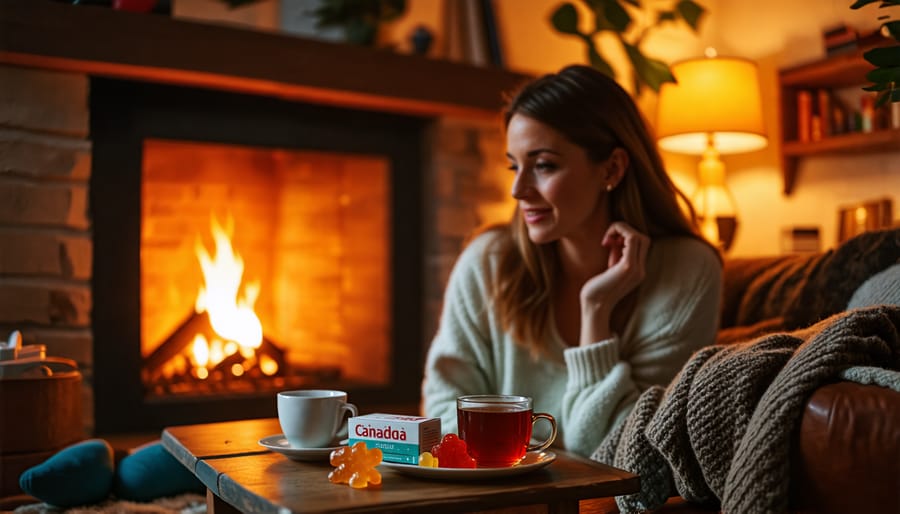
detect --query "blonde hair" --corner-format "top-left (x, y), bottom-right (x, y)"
top-left (487, 65), bottom-right (717, 355)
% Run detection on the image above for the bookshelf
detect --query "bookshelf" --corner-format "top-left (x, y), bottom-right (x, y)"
top-left (778, 44), bottom-right (900, 195)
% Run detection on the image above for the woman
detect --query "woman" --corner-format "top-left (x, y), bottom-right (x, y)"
top-left (421, 65), bottom-right (723, 458)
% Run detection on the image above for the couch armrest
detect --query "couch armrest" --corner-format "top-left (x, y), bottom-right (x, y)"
top-left (792, 382), bottom-right (900, 513)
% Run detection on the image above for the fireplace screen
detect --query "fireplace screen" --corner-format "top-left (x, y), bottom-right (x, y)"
top-left (141, 140), bottom-right (391, 398)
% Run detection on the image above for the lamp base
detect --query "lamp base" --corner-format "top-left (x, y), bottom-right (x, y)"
top-left (698, 215), bottom-right (737, 252)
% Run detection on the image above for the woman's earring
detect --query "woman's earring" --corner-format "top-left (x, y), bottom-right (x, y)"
top-left (606, 184), bottom-right (614, 192)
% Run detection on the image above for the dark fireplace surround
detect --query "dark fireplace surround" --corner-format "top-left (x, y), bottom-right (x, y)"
top-left (90, 78), bottom-right (426, 434)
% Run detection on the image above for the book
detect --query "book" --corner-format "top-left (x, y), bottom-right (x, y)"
top-left (817, 89), bottom-right (832, 138)
top-left (797, 90), bottom-right (812, 143)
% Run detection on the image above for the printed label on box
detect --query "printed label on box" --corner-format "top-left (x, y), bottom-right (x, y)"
top-left (348, 413), bottom-right (441, 465)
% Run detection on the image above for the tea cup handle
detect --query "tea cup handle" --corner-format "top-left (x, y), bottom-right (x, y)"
top-left (527, 412), bottom-right (557, 452)
top-left (335, 402), bottom-right (358, 439)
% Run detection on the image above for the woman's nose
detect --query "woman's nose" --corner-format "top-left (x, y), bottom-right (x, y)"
top-left (511, 170), bottom-right (532, 199)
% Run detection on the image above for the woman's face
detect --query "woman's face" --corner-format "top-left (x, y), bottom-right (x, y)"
top-left (506, 114), bottom-right (610, 245)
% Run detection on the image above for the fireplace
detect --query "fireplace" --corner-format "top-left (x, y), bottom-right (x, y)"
top-left (90, 78), bottom-right (426, 433)
top-left (1, 0), bottom-right (527, 437)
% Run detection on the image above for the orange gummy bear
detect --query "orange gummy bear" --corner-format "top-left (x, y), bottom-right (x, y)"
top-left (328, 441), bottom-right (383, 489)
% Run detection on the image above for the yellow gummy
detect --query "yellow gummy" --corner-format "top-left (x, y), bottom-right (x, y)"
top-left (418, 451), bottom-right (438, 467)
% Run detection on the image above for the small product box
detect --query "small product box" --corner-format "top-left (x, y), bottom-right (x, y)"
top-left (348, 413), bottom-right (441, 464)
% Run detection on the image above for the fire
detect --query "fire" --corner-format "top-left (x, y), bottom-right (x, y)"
top-left (195, 215), bottom-right (263, 348)
top-left (189, 215), bottom-right (275, 378)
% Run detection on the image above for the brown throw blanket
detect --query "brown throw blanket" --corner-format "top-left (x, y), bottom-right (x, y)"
top-left (593, 305), bottom-right (900, 514)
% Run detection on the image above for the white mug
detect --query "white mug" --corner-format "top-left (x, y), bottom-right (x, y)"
top-left (277, 389), bottom-right (358, 448)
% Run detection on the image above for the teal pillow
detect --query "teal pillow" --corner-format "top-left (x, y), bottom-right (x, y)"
top-left (113, 441), bottom-right (205, 502)
top-left (19, 438), bottom-right (115, 508)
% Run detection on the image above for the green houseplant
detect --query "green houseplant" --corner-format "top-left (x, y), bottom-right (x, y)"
top-left (550, 0), bottom-right (706, 94)
top-left (851, 0), bottom-right (900, 105)
top-left (309, 0), bottom-right (407, 46)
top-left (216, 0), bottom-right (407, 47)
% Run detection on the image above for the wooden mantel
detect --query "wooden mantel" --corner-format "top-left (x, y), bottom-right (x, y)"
top-left (0, 0), bottom-right (531, 120)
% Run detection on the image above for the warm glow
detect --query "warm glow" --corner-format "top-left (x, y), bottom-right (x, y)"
top-left (657, 56), bottom-right (768, 155)
top-left (656, 55), bottom-right (766, 253)
top-left (192, 334), bottom-right (210, 367)
top-left (194, 215), bottom-right (264, 350)
top-left (260, 355), bottom-right (278, 376)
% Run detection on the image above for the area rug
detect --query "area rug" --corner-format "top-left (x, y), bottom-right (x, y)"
top-left (10, 493), bottom-right (206, 514)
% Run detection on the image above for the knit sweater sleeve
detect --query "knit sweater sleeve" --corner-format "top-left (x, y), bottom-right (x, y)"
top-left (560, 238), bottom-right (723, 457)
top-left (421, 233), bottom-right (499, 433)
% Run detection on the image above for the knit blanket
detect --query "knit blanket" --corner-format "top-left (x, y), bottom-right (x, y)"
top-left (593, 304), bottom-right (900, 514)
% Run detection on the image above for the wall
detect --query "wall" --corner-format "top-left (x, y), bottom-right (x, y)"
top-left (385, 0), bottom-right (899, 257)
top-left (489, 0), bottom-right (898, 257)
top-left (0, 65), bottom-right (94, 432)
top-left (700, 0), bottom-right (898, 256)
top-left (0, 61), bottom-right (507, 433)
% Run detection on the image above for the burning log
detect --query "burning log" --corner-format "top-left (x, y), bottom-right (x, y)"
top-left (143, 310), bottom-right (287, 383)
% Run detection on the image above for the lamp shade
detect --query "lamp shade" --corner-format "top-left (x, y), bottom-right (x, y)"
top-left (656, 56), bottom-right (767, 154)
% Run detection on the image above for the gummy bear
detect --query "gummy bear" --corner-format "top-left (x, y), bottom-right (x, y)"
top-left (418, 451), bottom-right (438, 467)
top-left (430, 434), bottom-right (476, 468)
top-left (328, 441), bottom-right (383, 488)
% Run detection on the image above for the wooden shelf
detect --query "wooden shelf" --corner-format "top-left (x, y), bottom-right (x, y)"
top-left (783, 128), bottom-right (900, 156)
top-left (0, 0), bottom-right (531, 120)
top-left (777, 43), bottom-right (900, 195)
top-left (780, 50), bottom-right (882, 88)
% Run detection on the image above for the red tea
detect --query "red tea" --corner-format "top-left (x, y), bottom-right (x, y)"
top-left (458, 405), bottom-right (532, 467)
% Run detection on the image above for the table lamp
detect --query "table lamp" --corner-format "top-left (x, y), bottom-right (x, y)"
top-left (656, 50), bottom-right (767, 251)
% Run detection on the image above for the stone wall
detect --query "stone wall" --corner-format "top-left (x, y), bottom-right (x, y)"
top-left (0, 64), bottom-right (94, 433)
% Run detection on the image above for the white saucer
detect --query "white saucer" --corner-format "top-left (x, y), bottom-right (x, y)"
top-left (258, 434), bottom-right (347, 462)
top-left (379, 450), bottom-right (556, 480)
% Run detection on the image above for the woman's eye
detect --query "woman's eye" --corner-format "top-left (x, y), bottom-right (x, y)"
top-left (535, 162), bottom-right (557, 172)
top-left (507, 163), bottom-right (518, 172)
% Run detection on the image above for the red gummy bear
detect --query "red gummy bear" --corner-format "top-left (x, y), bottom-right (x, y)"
top-left (430, 433), bottom-right (476, 468)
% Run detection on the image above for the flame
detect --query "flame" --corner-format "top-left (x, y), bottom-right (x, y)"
top-left (183, 214), bottom-right (280, 380)
top-left (194, 215), bottom-right (263, 350)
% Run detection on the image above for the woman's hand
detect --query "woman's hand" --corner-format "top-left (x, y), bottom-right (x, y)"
top-left (579, 222), bottom-right (650, 345)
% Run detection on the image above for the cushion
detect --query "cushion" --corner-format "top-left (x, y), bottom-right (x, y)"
top-left (113, 441), bottom-right (205, 502)
top-left (18, 438), bottom-right (114, 508)
top-left (847, 262), bottom-right (900, 310)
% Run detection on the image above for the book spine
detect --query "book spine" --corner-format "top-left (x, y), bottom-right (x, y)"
top-left (817, 89), bottom-right (831, 138)
top-left (797, 90), bottom-right (812, 143)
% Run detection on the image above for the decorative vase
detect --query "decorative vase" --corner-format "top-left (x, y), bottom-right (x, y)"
top-left (410, 25), bottom-right (434, 55)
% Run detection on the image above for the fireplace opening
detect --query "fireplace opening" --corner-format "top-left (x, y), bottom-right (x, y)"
top-left (90, 79), bottom-right (426, 434)
top-left (141, 140), bottom-right (392, 399)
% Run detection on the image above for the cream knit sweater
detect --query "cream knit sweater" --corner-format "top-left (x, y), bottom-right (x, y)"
top-left (421, 230), bottom-right (723, 458)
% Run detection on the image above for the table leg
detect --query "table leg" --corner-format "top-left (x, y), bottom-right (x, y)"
top-left (207, 489), bottom-right (242, 514)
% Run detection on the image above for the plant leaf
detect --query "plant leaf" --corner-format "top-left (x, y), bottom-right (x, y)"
top-left (873, 87), bottom-right (899, 108)
top-left (624, 42), bottom-right (676, 92)
top-left (587, 42), bottom-right (616, 78)
top-left (657, 10), bottom-right (677, 24)
top-left (601, 0), bottom-right (632, 32)
top-left (885, 20), bottom-right (900, 39)
top-left (676, 0), bottom-right (706, 30)
top-left (866, 65), bottom-right (900, 84)
top-left (864, 46), bottom-right (900, 67)
top-left (551, 3), bottom-right (581, 35)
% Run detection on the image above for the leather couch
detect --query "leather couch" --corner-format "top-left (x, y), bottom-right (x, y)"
top-left (588, 228), bottom-right (900, 513)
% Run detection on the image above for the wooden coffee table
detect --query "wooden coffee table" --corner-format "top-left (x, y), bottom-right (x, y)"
top-left (162, 418), bottom-right (638, 514)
